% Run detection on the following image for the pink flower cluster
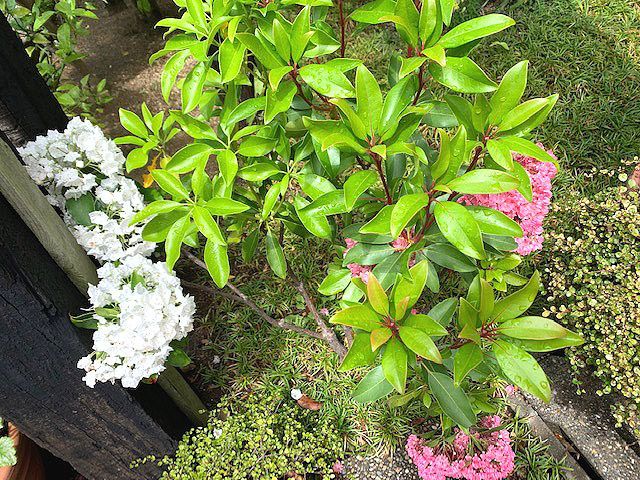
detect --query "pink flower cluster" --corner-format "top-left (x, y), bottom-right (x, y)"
top-left (344, 233), bottom-right (414, 283)
top-left (406, 416), bottom-right (515, 480)
top-left (461, 146), bottom-right (557, 256)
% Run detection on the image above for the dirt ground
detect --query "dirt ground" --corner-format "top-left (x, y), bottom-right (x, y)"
top-left (70, 0), bottom-right (181, 138)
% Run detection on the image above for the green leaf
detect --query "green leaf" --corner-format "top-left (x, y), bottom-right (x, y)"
top-left (446, 169), bottom-right (519, 194)
top-left (493, 340), bottom-right (551, 402)
top-left (192, 205), bottom-right (226, 244)
top-left (382, 337), bottom-right (408, 393)
top-left (119, 108), bottom-right (147, 137)
top-left (371, 327), bottom-right (393, 351)
top-left (467, 206), bottom-right (523, 237)
top-left (269, 65), bottom-right (294, 91)
top-left (182, 61), bottom-right (208, 113)
top-left (290, 6), bottom-right (312, 62)
top-left (429, 57), bottom-right (497, 94)
top-left (272, 18), bottom-right (291, 62)
top-left (242, 228), bottom-right (260, 263)
top-left (294, 197), bottom-right (332, 238)
top-left (419, 0), bottom-right (438, 41)
top-left (424, 243), bottom-right (477, 272)
top-left (166, 143), bottom-right (213, 174)
top-left (330, 98), bottom-right (368, 140)
top-left (265, 81), bottom-right (296, 123)
top-left (152, 170), bottom-right (190, 200)
top-left (339, 332), bottom-right (378, 371)
top-left (512, 161), bottom-right (533, 202)
top-left (404, 313), bottom-right (448, 336)
top-left (262, 183), bottom-right (280, 219)
top-left (329, 304), bottom-right (381, 331)
top-left (367, 273), bottom-right (389, 315)
top-left (215, 150), bottom-right (238, 185)
top-left (237, 162), bottom-right (281, 181)
top-left (379, 76), bottom-right (417, 134)
top-left (439, 14), bottom-right (515, 48)
top-left (298, 173), bottom-right (336, 200)
top-left (219, 38), bottom-right (246, 83)
top-left (486, 139), bottom-right (514, 170)
top-left (204, 240), bottom-right (230, 287)
top-left (130, 200), bottom-right (184, 225)
top-left (167, 347), bottom-right (192, 367)
top-left (344, 170), bottom-right (378, 210)
top-left (356, 64), bottom-right (383, 134)
top-left (499, 316), bottom-right (567, 340)
top-left (343, 243), bottom-right (394, 266)
top-left (236, 32), bottom-right (284, 69)
top-left (508, 330), bottom-right (584, 352)
top-left (489, 60), bottom-right (528, 125)
top-left (204, 197), bottom-right (249, 215)
top-left (186, 0), bottom-right (206, 29)
top-left (399, 56), bottom-right (427, 79)
top-left (351, 0), bottom-right (395, 24)
top-left (299, 64), bottom-right (355, 98)
top-left (453, 342), bottom-right (483, 385)
top-left (390, 193), bottom-right (429, 238)
top-left (225, 97), bottom-right (267, 127)
top-left (491, 271), bottom-right (540, 322)
top-left (65, 194), bottom-right (95, 226)
top-left (165, 215), bottom-right (190, 270)
top-left (352, 365), bottom-right (394, 403)
top-left (498, 98), bottom-right (550, 132)
top-left (434, 201), bottom-right (486, 260)
top-left (162, 50), bottom-right (190, 102)
top-left (360, 205), bottom-right (393, 235)
top-left (265, 230), bottom-right (287, 278)
top-left (499, 136), bottom-right (559, 168)
top-left (399, 326), bottom-right (442, 363)
top-left (428, 371), bottom-right (476, 428)
top-left (393, 260), bottom-right (429, 313)
top-left (319, 268), bottom-right (352, 295)
top-left (428, 297), bottom-right (458, 326)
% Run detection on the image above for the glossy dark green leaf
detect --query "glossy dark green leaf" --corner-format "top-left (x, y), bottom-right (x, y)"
top-left (428, 371), bottom-right (476, 427)
top-left (339, 332), bottom-right (378, 371)
top-left (434, 201), bottom-right (486, 260)
top-left (453, 342), bottom-right (483, 385)
top-left (352, 365), bottom-right (394, 403)
top-left (491, 271), bottom-right (540, 322)
top-left (265, 230), bottom-right (287, 278)
top-left (390, 193), bottom-right (429, 238)
top-left (344, 170), bottom-right (378, 210)
top-left (399, 326), bottom-right (442, 363)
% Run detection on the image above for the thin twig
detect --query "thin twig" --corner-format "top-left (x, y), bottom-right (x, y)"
top-left (371, 152), bottom-right (393, 205)
top-left (287, 266), bottom-right (348, 359)
top-left (337, 0), bottom-right (347, 57)
top-left (183, 253), bottom-right (323, 340)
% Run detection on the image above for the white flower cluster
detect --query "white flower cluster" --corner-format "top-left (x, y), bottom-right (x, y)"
top-left (78, 255), bottom-right (195, 388)
top-left (20, 118), bottom-right (196, 389)
top-left (19, 117), bottom-right (154, 262)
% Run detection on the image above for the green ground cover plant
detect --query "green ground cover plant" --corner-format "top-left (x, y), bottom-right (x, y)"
top-left (544, 183), bottom-right (640, 437)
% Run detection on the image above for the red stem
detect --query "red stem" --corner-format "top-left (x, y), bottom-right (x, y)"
top-left (338, 0), bottom-right (346, 57)
top-left (371, 152), bottom-right (393, 204)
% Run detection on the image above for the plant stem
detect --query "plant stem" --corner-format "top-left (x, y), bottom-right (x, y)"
top-left (287, 266), bottom-right (348, 359)
top-left (413, 63), bottom-right (426, 105)
top-left (371, 152), bottom-right (393, 205)
top-left (337, 0), bottom-right (347, 57)
top-left (183, 254), bottom-right (323, 340)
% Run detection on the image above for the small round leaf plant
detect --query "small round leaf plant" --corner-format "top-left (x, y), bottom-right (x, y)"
top-left (120, 0), bottom-right (583, 429)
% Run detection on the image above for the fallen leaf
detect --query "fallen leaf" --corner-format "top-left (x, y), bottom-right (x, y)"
top-left (297, 394), bottom-right (322, 411)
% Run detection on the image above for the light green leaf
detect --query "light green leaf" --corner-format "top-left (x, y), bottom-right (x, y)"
top-left (192, 205), bottom-right (226, 244)
top-left (265, 80), bottom-right (296, 123)
top-left (152, 170), bottom-right (190, 200)
top-left (360, 205), bottom-right (393, 235)
top-left (429, 57), bottom-right (497, 94)
top-left (404, 313), bottom-right (448, 336)
top-left (219, 38), bottom-right (246, 83)
top-left (486, 139), bottom-right (514, 170)
top-left (165, 215), bottom-right (190, 270)
top-left (204, 240), bottom-right (229, 287)
top-left (181, 61), bottom-right (208, 113)
top-left (499, 136), bottom-right (559, 168)
top-left (398, 326), bottom-right (442, 363)
top-left (344, 170), bottom-right (378, 210)
top-left (367, 273), bottom-right (389, 316)
top-left (499, 316), bottom-right (568, 340)
top-left (467, 206), bottom-right (523, 237)
top-left (130, 200), bottom-right (184, 225)
top-left (339, 332), bottom-right (378, 371)
top-left (439, 14), bottom-right (515, 48)
top-left (299, 64), bottom-right (355, 98)
top-left (382, 337), bottom-right (408, 393)
top-left (489, 60), bottom-right (528, 125)
top-left (329, 304), bottom-right (381, 331)
top-left (162, 50), bottom-right (190, 102)
top-left (491, 271), bottom-right (540, 322)
top-left (119, 108), bottom-right (147, 137)
top-left (446, 169), bottom-right (519, 194)
top-left (390, 193), bottom-right (430, 238)
top-left (205, 197), bottom-right (250, 215)
top-left (319, 268), bottom-right (352, 295)
top-left (493, 340), bottom-right (551, 402)
top-left (166, 143), bottom-right (213, 173)
top-left (356, 64), bottom-right (383, 134)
